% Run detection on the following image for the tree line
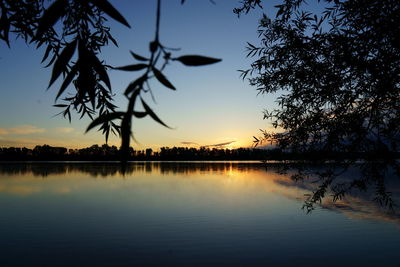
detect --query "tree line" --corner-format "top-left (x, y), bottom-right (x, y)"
top-left (1, 144), bottom-right (398, 161)
top-left (0, 144), bottom-right (268, 161)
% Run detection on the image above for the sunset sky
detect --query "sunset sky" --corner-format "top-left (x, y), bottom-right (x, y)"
top-left (0, 0), bottom-right (280, 150)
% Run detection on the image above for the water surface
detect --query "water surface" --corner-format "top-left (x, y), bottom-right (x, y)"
top-left (0, 162), bottom-right (399, 266)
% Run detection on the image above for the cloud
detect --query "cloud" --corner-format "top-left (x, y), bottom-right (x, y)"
top-left (54, 127), bottom-right (75, 134)
top-left (203, 141), bottom-right (236, 147)
top-left (180, 140), bottom-right (237, 147)
top-left (181, 141), bottom-right (199, 145)
top-left (0, 125), bottom-right (45, 135)
top-left (0, 137), bottom-right (64, 148)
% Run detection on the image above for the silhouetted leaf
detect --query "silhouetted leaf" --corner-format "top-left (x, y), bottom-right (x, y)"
top-left (108, 33), bottom-right (118, 47)
top-left (35, 0), bottom-right (67, 40)
top-left (141, 98), bottom-right (171, 128)
top-left (114, 64), bottom-right (148, 71)
top-left (41, 45), bottom-right (53, 63)
top-left (124, 75), bottom-right (147, 96)
top-left (175, 55), bottom-right (221, 66)
top-left (130, 51), bottom-right (148, 61)
top-left (104, 125), bottom-right (110, 143)
top-left (49, 39), bottom-right (77, 88)
top-left (152, 67), bottom-right (176, 90)
top-left (90, 52), bottom-right (111, 90)
top-left (56, 63), bottom-right (78, 100)
top-left (111, 121), bottom-right (121, 135)
top-left (64, 107), bottom-right (71, 122)
top-left (149, 41), bottom-right (158, 53)
top-left (86, 112), bottom-right (125, 133)
top-left (89, 0), bottom-right (130, 28)
top-left (44, 54), bottom-right (57, 68)
top-left (0, 8), bottom-right (10, 47)
top-left (133, 111), bottom-right (147, 118)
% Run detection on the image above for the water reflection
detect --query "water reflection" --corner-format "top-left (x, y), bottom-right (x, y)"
top-left (0, 161), bottom-right (265, 177)
top-left (0, 162), bottom-right (399, 266)
top-left (0, 162), bottom-right (399, 226)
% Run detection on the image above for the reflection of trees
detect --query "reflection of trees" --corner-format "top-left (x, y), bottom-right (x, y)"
top-left (1, 161), bottom-right (398, 215)
top-left (0, 162), bottom-right (398, 220)
top-left (267, 162), bottom-right (400, 213)
top-left (0, 162), bottom-right (263, 177)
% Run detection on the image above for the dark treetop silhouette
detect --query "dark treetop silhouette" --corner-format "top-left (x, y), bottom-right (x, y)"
top-left (236, 0), bottom-right (400, 211)
top-left (0, 144), bottom-right (271, 161)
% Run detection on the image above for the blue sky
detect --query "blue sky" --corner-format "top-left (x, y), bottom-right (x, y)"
top-left (0, 0), bottom-right (280, 149)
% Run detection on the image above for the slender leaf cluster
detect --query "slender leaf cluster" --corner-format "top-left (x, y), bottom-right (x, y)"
top-left (239, 0), bottom-right (400, 210)
top-left (82, 0), bottom-right (221, 162)
top-left (1, 0), bottom-right (128, 142)
top-left (243, 0), bottom-right (400, 158)
top-left (1, 0), bottom-right (221, 162)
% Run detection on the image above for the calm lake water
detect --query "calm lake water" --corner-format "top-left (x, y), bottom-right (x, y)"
top-left (0, 162), bottom-right (399, 266)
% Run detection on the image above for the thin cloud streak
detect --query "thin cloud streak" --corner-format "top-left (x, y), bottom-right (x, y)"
top-left (181, 141), bottom-right (199, 145)
top-left (0, 125), bottom-right (45, 135)
top-left (203, 141), bottom-right (236, 148)
top-left (54, 127), bottom-right (75, 134)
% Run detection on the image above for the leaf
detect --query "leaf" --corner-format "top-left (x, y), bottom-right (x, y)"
top-left (152, 67), bottom-right (176, 90)
top-left (86, 112), bottom-right (125, 133)
top-left (133, 111), bottom-right (147, 118)
top-left (89, 0), bottom-right (130, 28)
top-left (108, 33), bottom-right (118, 47)
top-left (124, 75), bottom-right (147, 96)
top-left (56, 63), bottom-right (78, 100)
top-left (41, 45), bottom-right (53, 63)
top-left (141, 98), bottom-right (171, 128)
top-left (130, 51), bottom-right (148, 61)
top-left (104, 124), bottom-right (110, 143)
top-left (114, 64), bottom-right (148, 71)
top-left (175, 55), bottom-right (221, 66)
top-left (0, 9), bottom-right (10, 47)
top-left (276, 6), bottom-right (285, 17)
top-left (49, 39), bottom-right (77, 88)
top-left (44, 53), bottom-right (57, 68)
top-left (111, 121), bottom-right (121, 135)
top-left (247, 42), bottom-right (256, 49)
top-left (63, 107), bottom-right (71, 122)
top-left (35, 0), bottom-right (67, 40)
top-left (90, 52), bottom-right (111, 90)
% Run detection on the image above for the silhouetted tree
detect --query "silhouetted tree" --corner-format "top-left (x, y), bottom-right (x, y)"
top-left (236, 0), bottom-right (400, 211)
top-left (0, 0), bottom-right (221, 162)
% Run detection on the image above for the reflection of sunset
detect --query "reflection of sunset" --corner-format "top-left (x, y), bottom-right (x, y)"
top-left (0, 163), bottom-right (398, 226)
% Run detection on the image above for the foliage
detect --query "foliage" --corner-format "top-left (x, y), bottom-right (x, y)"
top-left (237, 0), bottom-right (400, 210)
top-left (0, 0), bottom-right (221, 162)
top-left (1, 0), bottom-right (124, 140)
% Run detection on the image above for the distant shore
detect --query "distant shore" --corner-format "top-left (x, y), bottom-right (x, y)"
top-left (1, 144), bottom-right (398, 162)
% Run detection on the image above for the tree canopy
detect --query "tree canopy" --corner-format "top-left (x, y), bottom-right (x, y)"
top-left (236, 0), bottom-right (400, 210)
top-left (239, 0), bottom-right (399, 160)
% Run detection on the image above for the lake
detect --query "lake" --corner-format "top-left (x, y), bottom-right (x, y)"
top-left (0, 162), bottom-right (399, 266)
